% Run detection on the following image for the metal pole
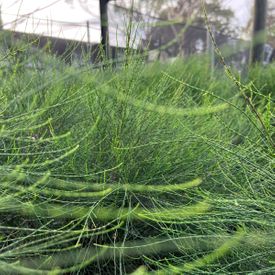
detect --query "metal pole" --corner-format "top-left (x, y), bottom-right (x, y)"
top-left (252, 0), bottom-right (268, 64)
top-left (99, 0), bottom-right (110, 58)
top-left (86, 21), bottom-right (90, 44)
top-left (86, 20), bottom-right (92, 61)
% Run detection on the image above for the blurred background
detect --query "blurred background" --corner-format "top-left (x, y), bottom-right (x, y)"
top-left (0, 0), bottom-right (274, 71)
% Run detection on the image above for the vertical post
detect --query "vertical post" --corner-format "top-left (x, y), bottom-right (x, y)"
top-left (100, 0), bottom-right (110, 59)
top-left (252, 0), bottom-right (268, 64)
top-left (86, 20), bottom-right (92, 62)
top-left (86, 21), bottom-right (90, 44)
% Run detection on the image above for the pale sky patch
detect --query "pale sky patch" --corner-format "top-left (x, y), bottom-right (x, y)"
top-left (0, 0), bottom-right (254, 44)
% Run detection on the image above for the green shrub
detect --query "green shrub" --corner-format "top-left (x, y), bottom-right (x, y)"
top-left (0, 42), bottom-right (273, 274)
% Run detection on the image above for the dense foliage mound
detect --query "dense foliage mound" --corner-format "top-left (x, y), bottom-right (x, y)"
top-left (0, 42), bottom-right (274, 274)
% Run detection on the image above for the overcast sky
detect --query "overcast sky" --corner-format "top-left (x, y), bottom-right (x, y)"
top-left (223, 0), bottom-right (253, 33)
top-left (0, 0), bottom-right (101, 42)
top-left (0, 0), bottom-right (254, 43)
